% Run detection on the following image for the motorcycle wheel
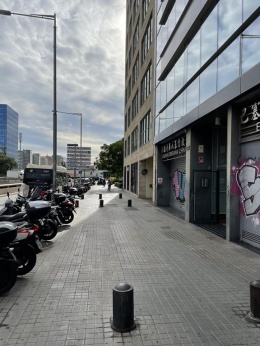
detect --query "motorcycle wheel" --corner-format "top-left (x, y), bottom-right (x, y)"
top-left (40, 219), bottom-right (58, 241)
top-left (0, 259), bottom-right (17, 295)
top-left (12, 245), bottom-right (37, 276)
top-left (59, 210), bottom-right (74, 224)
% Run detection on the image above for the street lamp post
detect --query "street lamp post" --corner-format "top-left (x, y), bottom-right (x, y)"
top-left (0, 9), bottom-right (58, 189)
top-left (57, 111), bottom-right (83, 183)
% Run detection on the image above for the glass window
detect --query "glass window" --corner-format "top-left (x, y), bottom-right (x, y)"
top-left (174, 53), bottom-right (184, 94)
top-left (140, 110), bottom-right (150, 146)
top-left (199, 60), bottom-right (217, 104)
top-left (241, 18), bottom-right (260, 74)
top-left (217, 39), bottom-right (239, 91)
top-left (200, 6), bottom-right (217, 66)
top-left (243, 0), bottom-right (260, 21)
top-left (218, 0), bottom-right (242, 48)
top-left (131, 127), bottom-right (138, 152)
top-left (141, 63), bottom-right (152, 105)
top-left (187, 31), bottom-right (200, 80)
top-left (186, 78), bottom-right (199, 114)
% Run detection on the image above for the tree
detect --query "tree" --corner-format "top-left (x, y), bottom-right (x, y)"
top-left (95, 139), bottom-right (123, 178)
top-left (0, 154), bottom-right (17, 175)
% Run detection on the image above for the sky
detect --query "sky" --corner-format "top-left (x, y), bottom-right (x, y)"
top-left (0, 0), bottom-right (126, 163)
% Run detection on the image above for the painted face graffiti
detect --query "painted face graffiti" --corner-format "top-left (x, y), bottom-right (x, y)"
top-left (235, 164), bottom-right (260, 216)
top-left (173, 169), bottom-right (186, 204)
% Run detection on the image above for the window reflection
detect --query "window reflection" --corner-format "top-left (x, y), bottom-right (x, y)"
top-left (217, 39), bottom-right (239, 91)
top-left (200, 60), bottom-right (217, 104)
top-left (241, 18), bottom-right (260, 74)
top-left (200, 6), bottom-right (217, 66)
top-left (155, 0), bottom-right (260, 135)
top-left (218, 0), bottom-right (242, 48)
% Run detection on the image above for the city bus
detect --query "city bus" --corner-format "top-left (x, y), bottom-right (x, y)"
top-left (22, 163), bottom-right (70, 192)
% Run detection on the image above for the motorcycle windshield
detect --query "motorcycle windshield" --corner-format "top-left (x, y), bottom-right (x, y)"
top-left (30, 187), bottom-right (42, 200)
top-left (19, 184), bottom-right (30, 197)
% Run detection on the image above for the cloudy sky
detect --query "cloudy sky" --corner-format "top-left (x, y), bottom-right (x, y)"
top-left (0, 0), bottom-right (126, 163)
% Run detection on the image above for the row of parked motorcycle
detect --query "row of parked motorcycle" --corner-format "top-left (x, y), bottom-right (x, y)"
top-left (0, 186), bottom-right (85, 296)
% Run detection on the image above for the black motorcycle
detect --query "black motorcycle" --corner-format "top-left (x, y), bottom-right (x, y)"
top-left (0, 201), bottom-right (58, 241)
top-left (10, 222), bottom-right (43, 276)
top-left (0, 222), bottom-right (18, 295)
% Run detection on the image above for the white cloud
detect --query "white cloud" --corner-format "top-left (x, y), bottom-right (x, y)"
top-left (0, 0), bottom-right (126, 163)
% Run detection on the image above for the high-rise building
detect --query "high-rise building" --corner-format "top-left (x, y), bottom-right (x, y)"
top-left (67, 144), bottom-right (91, 171)
top-left (123, 0), bottom-right (156, 199)
top-left (154, 1), bottom-right (260, 247)
top-left (32, 153), bottom-right (40, 165)
top-left (0, 104), bottom-right (18, 161)
top-left (22, 150), bottom-right (32, 169)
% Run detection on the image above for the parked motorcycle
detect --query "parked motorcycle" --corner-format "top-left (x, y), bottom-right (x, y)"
top-left (43, 191), bottom-right (76, 224)
top-left (0, 201), bottom-right (58, 241)
top-left (10, 222), bottom-right (42, 276)
top-left (0, 194), bottom-right (15, 216)
top-left (0, 222), bottom-right (18, 295)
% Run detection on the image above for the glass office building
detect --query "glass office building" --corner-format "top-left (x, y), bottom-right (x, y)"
top-left (155, 1), bottom-right (260, 247)
top-left (0, 104), bottom-right (18, 161)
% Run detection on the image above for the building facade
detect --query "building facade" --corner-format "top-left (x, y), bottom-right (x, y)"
top-left (154, 1), bottom-right (260, 247)
top-left (32, 153), bottom-right (40, 165)
top-left (123, 0), bottom-right (156, 199)
top-left (66, 144), bottom-right (91, 171)
top-left (0, 104), bottom-right (18, 161)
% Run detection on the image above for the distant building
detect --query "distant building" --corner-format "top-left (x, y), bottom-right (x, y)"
top-left (40, 155), bottom-right (53, 166)
top-left (22, 150), bottom-right (32, 169)
top-left (67, 144), bottom-right (91, 171)
top-left (32, 153), bottom-right (40, 165)
top-left (0, 104), bottom-right (18, 161)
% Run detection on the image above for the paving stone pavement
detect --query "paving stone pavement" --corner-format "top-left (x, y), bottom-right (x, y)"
top-left (1, 184), bottom-right (260, 346)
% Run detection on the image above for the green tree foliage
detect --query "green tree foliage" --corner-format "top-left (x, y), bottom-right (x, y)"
top-left (95, 139), bottom-right (123, 177)
top-left (0, 154), bottom-right (17, 175)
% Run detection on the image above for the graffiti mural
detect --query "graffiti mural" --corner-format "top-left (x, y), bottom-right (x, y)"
top-left (173, 169), bottom-right (186, 203)
top-left (232, 158), bottom-right (260, 217)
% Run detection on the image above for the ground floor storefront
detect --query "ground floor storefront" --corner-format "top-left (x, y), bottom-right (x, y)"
top-left (155, 89), bottom-right (260, 249)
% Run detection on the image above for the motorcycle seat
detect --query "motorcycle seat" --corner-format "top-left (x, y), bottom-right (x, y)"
top-left (0, 212), bottom-right (26, 222)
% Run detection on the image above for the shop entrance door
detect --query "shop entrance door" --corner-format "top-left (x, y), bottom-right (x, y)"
top-left (193, 170), bottom-right (219, 223)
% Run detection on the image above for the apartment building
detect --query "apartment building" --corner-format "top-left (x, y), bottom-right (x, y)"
top-left (155, 1), bottom-right (260, 247)
top-left (123, 0), bottom-right (156, 200)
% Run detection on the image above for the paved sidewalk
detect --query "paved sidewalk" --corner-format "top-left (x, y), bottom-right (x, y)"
top-left (1, 184), bottom-right (260, 345)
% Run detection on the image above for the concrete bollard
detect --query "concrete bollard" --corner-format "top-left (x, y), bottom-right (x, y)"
top-left (99, 199), bottom-right (104, 207)
top-left (75, 200), bottom-right (79, 208)
top-left (119, 193), bottom-right (122, 199)
top-left (127, 199), bottom-right (132, 207)
top-left (111, 283), bottom-right (136, 333)
top-left (99, 193), bottom-right (102, 199)
top-left (249, 280), bottom-right (260, 321)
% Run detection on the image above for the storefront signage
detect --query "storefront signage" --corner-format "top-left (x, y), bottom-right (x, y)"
top-left (241, 101), bottom-right (260, 139)
top-left (161, 135), bottom-right (186, 161)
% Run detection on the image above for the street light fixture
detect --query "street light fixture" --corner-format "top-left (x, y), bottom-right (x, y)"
top-left (0, 9), bottom-right (58, 189)
top-left (57, 111), bottom-right (83, 183)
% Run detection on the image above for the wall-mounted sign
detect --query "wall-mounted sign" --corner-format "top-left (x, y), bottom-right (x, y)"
top-left (240, 101), bottom-right (260, 139)
top-left (198, 145), bottom-right (204, 153)
top-left (198, 155), bottom-right (204, 164)
top-left (161, 135), bottom-right (186, 161)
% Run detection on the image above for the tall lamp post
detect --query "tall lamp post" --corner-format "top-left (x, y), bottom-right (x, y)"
top-left (0, 9), bottom-right (58, 189)
top-left (57, 111), bottom-right (82, 183)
